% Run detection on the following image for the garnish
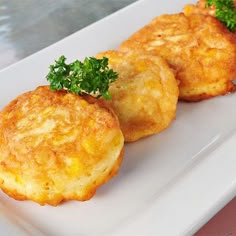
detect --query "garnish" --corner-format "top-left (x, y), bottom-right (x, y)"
top-left (206, 0), bottom-right (236, 31)
top-left (46, 55), bottom-right (118, 99)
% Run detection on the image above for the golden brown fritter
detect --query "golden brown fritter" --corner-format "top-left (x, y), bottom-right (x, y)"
top-left (96, 50), bottom-right (179, 142)
top-left (0, 86), bottom-right (124, 206)
top-left (119, 13), bottom-right (236, 101)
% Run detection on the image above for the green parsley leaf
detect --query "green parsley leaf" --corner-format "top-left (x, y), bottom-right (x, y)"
top-left (46, 55), bottom-right (118, 99)
top-left (206, 0), bottom-right (236, 32)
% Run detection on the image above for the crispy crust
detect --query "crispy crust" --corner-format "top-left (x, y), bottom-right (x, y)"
top-left (0, 86), bottom-right (124, 205)
top-left (119, 13), bottom-right (236, 101)
top-left (96, 50), bottom-right (179, 142)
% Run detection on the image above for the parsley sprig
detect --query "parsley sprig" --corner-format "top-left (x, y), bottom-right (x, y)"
top-left (206, 0), bottom-right (236, 32)
top-left (46, 55), bottom-right (118, 99)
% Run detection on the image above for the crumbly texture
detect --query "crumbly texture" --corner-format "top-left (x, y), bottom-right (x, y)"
top-left (119, 13), bottom-right (236, 101)
top-left (0, 86), bottom-right (124, 206)
top-left (96, 50), bottom-right (179, 142)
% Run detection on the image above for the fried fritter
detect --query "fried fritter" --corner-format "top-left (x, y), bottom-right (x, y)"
top-left (0, 86), bottom-right (124, 206)
top-left (119, 13), bottom-right (236, 101)
top-left (96, 50), bottom-right (179, 142)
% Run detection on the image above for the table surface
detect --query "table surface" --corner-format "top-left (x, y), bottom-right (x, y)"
top-left (0, 0), bottom-right (235, 235)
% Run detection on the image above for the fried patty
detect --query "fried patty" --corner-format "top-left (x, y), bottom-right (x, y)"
top-left (0, 86), bottom-right (124, 205)
top-left (119, 13), bottom-right (236, 101)
top-left (96, 50), bottom-right (179, 142)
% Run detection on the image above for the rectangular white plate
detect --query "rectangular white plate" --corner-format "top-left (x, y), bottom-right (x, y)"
top-left (0, 0), bottom-right (236, 235)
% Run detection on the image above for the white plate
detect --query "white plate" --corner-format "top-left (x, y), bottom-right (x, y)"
top-left (0, 0), bottom-right (236, 235)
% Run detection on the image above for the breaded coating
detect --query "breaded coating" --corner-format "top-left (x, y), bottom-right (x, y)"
top-left (0, 86), bottom-right (124, 206)
top-left (96, 50), bottom-right (179, 142)
top-left (119, 13), bottom-right (236, 101)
